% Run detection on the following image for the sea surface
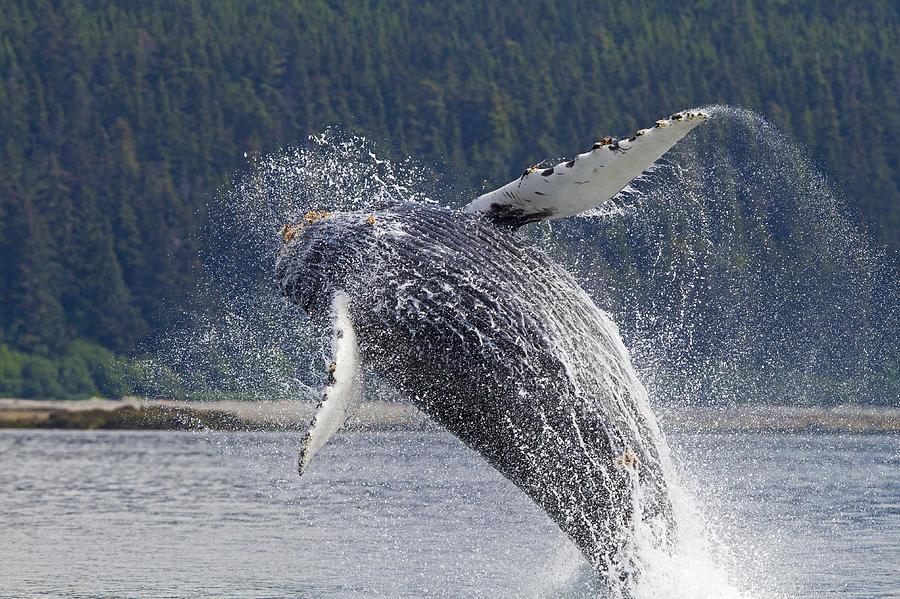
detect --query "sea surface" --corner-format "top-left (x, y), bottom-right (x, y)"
top-left (1, 428), bottom-right (897, 598)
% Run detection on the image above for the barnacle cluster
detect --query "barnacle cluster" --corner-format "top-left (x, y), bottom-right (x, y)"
top-left (281, 210), bottom-right (330, 243)
top-left (615, 452), bottom-right (639, 469)
top-left (592, 137), bottom-right (617, 150)
top-left (593, 109), bottom-right (708, 147)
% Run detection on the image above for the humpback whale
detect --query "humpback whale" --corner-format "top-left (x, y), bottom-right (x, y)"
top-left (275, 110), bottom-right (707, 587)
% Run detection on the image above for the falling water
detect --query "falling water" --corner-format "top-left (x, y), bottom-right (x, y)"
top-left (549, 105), bottom-right (898, 407)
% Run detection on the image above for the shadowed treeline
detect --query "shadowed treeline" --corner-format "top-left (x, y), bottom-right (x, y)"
top-left (0, 1), bottom-right (897, 400)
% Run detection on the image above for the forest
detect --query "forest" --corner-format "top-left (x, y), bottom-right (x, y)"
top-left (0, 0), bottom-right (897, 402)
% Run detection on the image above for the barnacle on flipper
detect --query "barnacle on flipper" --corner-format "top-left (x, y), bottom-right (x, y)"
top-left (520, 164), bottom-right (541, 178)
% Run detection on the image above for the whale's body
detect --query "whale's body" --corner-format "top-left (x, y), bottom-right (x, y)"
top-left (275, 110), bottom-right (706, 587)
top-left (277, 204), bottom-right (671, 577)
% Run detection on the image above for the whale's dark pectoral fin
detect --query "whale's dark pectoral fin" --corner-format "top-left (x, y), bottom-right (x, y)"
top-left (463, 109), bottom-right (708, 227)
top-left (298, 291), bottom-right (364, 477)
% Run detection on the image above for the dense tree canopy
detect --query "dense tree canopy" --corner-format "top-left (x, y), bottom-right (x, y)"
top-left (0, 0), bottom-right (897, 399)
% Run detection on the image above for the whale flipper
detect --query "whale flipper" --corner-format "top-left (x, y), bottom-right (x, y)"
top-left (464, 110), bottom-right (707, 227)
top-left (298, 291), bottom-right (364, 476)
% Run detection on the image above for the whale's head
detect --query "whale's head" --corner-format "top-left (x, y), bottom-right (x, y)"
top-left (274, 210), bottom-right (377, 316)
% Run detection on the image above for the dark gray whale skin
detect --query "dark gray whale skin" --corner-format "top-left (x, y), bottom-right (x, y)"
top-left (275, 203), bottom-right (671, 578)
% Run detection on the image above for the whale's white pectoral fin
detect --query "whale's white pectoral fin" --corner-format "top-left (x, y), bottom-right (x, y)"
top-left (464, 109), bottom-right (708, 227)
top-left (298, 291), bottom-right (364, 476)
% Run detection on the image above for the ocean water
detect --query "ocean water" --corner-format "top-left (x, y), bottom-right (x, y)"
top-left (1, 428), bottom-right (897, 598)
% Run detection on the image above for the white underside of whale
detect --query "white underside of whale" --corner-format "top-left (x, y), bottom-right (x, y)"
top-left (464, 110), bottom-right (707, 222)
top-left (298, 291), bottom-right (364, 476)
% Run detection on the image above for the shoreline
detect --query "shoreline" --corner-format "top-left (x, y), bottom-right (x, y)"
top-left (0, 398), bottom-right (433, 431)
top-left (0, 398), bottom-right (898, 433)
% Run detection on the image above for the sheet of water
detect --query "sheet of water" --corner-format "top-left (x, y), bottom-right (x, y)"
top-left (1, 429), bottom-right (897, 598)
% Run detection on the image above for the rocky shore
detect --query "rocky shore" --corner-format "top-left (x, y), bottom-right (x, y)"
top-left (0, 398), bottom-right (897, 433)
top-left (0, 398), bottom-right (431, 431)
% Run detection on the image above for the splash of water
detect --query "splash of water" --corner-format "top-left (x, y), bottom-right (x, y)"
top-left (527, 104), bottom-right (897, 597)
top-left (547, 105), bottom-right (898, 407)
top-left (147, 130), bottom-right (440, 403)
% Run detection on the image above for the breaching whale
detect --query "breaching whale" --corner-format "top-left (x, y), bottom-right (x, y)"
top-left (275, 110), bottom-right (707, 585)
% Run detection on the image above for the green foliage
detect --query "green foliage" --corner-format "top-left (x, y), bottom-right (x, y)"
top-left (0, 345), bottom-right (24, 397)
top-left (21, 355), bottom-right (65, 399)
top-left (120, 358), bottom-right (184, 399)
top-left (0, 0), bottom-right (897, 400)
top-left (0, 340), bottom-right (142, 399)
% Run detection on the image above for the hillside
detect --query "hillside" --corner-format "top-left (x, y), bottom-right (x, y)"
top-left (0, 0), bottom-right (897, 400)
